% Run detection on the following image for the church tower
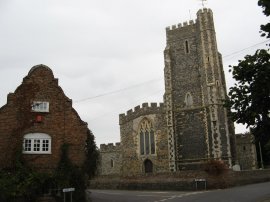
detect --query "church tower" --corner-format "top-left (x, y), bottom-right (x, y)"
top-left (164, 8), bottom-right (235, 171)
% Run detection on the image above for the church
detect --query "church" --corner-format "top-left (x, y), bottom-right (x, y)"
top-left (99, 8), bottom-right (237, 176)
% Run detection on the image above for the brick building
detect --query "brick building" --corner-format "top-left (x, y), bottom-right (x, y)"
top-left (0, 64), bottom-right (89, 171)
top-left (99, 8), bottom-right (238, 176)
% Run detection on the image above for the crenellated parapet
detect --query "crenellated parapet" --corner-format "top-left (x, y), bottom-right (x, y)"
top-left (166, 20), bottom-right (195, 32)
top-left (100, 142), bottom-right (121, 153)
top-left (119, 102), bottom-right (164, 125)
top-left (196, 8), bottom-right (213, 17)
top-left (166, 8), bottom-right (213, 44)
top-left (166, 8), bottom-right (212, 33)
top-left (165, 9), bottom-right (213, 32)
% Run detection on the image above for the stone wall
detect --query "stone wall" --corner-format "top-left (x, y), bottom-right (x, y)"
top-left (236, 133), bottom-right (258, 170)
top-left (0, 64), bottom-right (89, 171)
top-left (89, 169), bottom-right (270, 191)
top-left (119, 103), bottom-right (169, 176)
top-left (99, 143), bottom-right (122, 175)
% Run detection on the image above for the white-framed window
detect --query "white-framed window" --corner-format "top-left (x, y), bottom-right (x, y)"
top-left (139, 118), bottom-right (155, 156)
top-left (23, 133), bottom-right (51, 154)
top-left (32, 101), bottom-right (49, 112)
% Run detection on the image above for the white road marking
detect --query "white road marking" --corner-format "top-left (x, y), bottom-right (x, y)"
top-left (153, 191), bottom-right (208, 202)
top-left (136, 194), bottom-right (168, 197)
top-left (90, 189), bottom-right (209, 202)
top-left (92, 190), bottom-right (123, 195)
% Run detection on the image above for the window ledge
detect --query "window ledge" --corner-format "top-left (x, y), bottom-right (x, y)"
top-left (140, 154), bottom-right (157, 157)
top-left (22, 151), bottom-right (52, 155)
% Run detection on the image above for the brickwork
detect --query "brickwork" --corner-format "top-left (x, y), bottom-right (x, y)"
top-left (0, 64), bottom-right (89, 171)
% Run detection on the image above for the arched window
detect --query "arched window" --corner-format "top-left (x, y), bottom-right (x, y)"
top-left (139, 118), bottom-right (155, 155)
top-left (23, 133), bottom-right (51, 154)
top-left (185, 92), bottom-right (193, 107)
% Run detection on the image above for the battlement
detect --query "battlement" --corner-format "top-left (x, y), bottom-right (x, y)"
top-left (235, 133), bottom-right (254, 142)
top-left (119, 102), bottom-right (164, 125)
top-left (196, 8), bottom-right (213, 16)
top-left (166, 8), bottom-right (213, 32)
top-left (166, 20), bottom-right (195, 31)
top-left (100, 142), bottom-right (121, 152)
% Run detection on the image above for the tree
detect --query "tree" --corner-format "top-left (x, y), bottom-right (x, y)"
top-left (227, 49), bottom-right (270, 141)
top-left (84, 129), bottom-right (99, 179)
top-left (55, 144), bottom-right (87, 202)
top-left (258, 0), bottom-right (270, 38)
top-left (226, 0), bottom-right (270, 165)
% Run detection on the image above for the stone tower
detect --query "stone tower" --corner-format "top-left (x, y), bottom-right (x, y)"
top-left (164, 8), bottom-right (235, 171)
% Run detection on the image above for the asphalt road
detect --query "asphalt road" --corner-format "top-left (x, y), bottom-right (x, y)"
top-left (86, 181), bottom-right (270, 202)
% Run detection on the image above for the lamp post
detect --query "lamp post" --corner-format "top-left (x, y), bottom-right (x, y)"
top-left (258, 141), bottom-right (264, 169)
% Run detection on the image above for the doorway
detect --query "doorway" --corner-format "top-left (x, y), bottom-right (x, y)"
top-left (144, 159), bottom-right (153, 173)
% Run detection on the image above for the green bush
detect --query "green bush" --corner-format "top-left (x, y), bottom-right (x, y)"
top-left (0, 134), bottom-right (99, 202)
top-left (54, 144), bottom-right (86, 202)
top-left (0, 154), bottom-right (50, 202)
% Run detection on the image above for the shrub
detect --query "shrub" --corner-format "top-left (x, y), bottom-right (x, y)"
top-left (203, 160), bottom-right (229, 176)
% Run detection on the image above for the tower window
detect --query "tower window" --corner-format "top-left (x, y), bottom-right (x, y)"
top-left (139, 118), bottom-right (155, 155)
top-left (111, 159), bottom-right (114, 168)
top-left (185, 40), bottom-right (190, 54)
top-left (185, 92), bottom-right (193, 107)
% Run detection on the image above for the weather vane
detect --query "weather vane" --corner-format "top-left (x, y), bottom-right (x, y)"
top-left (200, 0), bottom-right (207, 8)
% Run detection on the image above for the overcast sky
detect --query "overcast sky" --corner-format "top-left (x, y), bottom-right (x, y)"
top-left (0, 0), bottom-right (268, 147)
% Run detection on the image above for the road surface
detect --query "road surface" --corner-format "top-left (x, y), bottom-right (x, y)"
top-left (87, 181), bottom-right (270, 202)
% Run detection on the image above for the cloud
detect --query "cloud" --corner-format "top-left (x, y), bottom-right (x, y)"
top-left (0, 0), bottom-right (266, 146)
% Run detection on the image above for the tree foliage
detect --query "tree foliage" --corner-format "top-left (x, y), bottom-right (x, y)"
top-left (54, 144), bottom-right (87, 202)
top-left (227, 49), bottom-right (270, 141)
top-left (258, 0), bottom-right (270, 38)
top-left (203, 160), bottom-right (228, 176)
top-left (226, 0), bottom-right (270, 165)
top-left (84, 129), bottom-right (99, 179)
top-left (0, 152), bottom-right (51, 202)
top-left (0, 138), bottom-right (99, 202)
